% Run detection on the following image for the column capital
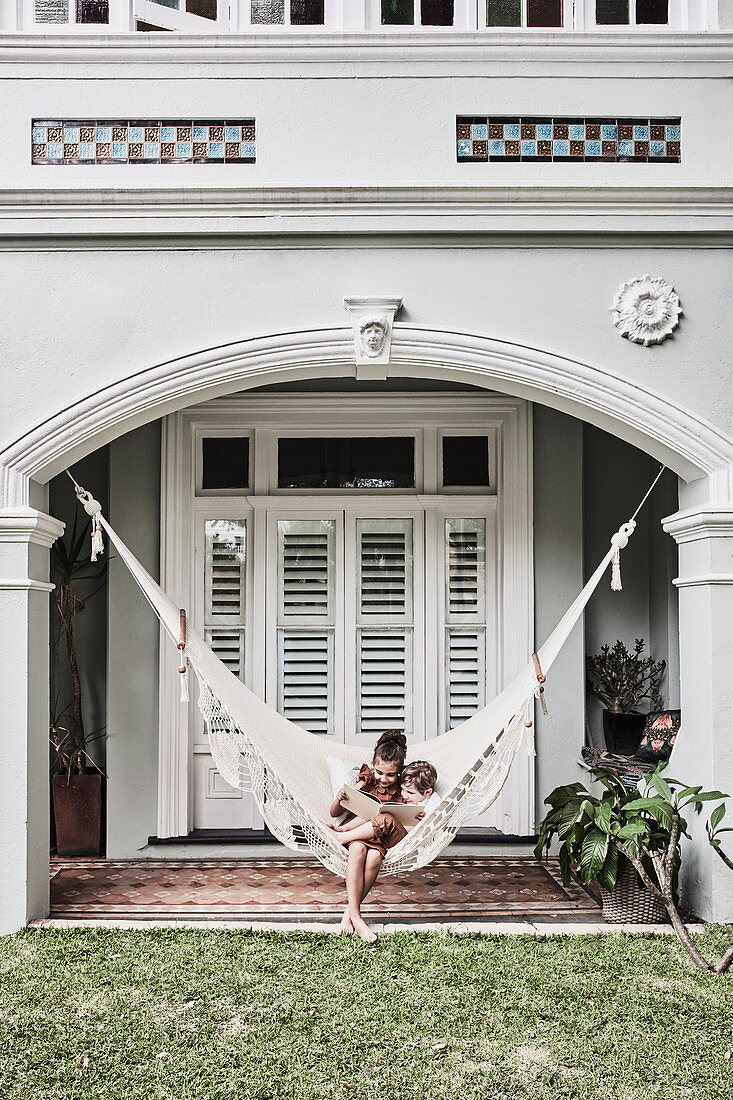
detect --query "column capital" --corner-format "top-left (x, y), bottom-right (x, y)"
top-left (0, 507), bottom-right (65, 548)
top-left (662, 505), bottom-right (733, 545)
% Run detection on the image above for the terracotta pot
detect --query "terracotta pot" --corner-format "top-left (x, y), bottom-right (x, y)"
top-left (602, 710), bottom-right (646, 755)
top-left (52, 772), bottom-right (104, 857)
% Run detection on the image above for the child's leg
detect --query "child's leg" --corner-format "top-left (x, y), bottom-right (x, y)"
top-left (346, 842), bottom-right (379, 944)
top-left (361, 848), bottom-right (383, 902)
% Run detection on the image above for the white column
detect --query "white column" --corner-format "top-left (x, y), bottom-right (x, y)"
top-left (0, 507), bottom-right (65, 936)
top-left (663, 500), bottom-right (733, 924)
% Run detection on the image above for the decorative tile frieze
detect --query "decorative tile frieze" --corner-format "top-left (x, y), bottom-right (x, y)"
top-left (456, 117), bottom-right (681, 163)
top-left (32, 120), bottom-right (256, 165)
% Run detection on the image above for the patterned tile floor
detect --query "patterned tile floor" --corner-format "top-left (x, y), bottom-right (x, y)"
top-left (49, 857), bottom-right (601, 923)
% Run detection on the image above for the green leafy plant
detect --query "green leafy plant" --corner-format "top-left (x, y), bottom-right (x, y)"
top-left (586, 637), bottom-right (665, 713)
top-left (50, 512), bottom-right (107, 778)
top-left (536, 768), bottom-right (733, 974)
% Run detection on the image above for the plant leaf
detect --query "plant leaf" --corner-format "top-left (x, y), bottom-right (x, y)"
top-left (579, 827), bottom-right (609, 881)
top-left (596, 844), bottom-right (619, 891)
top-left (651, 772), bottom-right (673, 801)
top-left (709, 804), bottom-right (726, 831)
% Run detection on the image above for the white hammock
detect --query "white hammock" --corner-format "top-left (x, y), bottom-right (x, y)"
top-left (70, 475), bottom-right (646, 878)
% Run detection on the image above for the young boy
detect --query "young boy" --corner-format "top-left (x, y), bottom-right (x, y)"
top-left (324, 760), bottom-right (439, 850)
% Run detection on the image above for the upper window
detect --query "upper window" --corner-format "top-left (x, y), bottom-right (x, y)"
top-left (250, 0), bottom-right (325, 24)
top-left (277, 437), bottom-right (416, 489)
top-left (19, 0), bottom-right (694, 30)
top-left (485, 0), bottom-right (562, 26)
top-left (595, 0), bottom-right (668, 23)
top-left (34, 0), bottom-right (109, 23)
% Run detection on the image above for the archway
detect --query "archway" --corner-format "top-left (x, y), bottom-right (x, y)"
top-left (2, 326), bottom-right (732, 506)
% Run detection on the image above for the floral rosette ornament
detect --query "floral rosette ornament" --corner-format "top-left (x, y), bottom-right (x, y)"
top-left (611, 275), bottom-right (682, 346)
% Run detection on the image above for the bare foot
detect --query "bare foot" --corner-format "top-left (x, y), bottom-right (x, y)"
top-left (339, 911), bottom-right (354, 936)
top-left (350, 913), bottom-right (377, 944)
top-left (321, 824), bottom-right (349, 846)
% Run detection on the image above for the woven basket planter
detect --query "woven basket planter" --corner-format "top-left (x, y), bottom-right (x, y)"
top-left (599, 860), bottom-right (669, 924)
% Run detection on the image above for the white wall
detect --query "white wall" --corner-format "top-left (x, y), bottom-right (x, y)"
top-left (0, 245), bottom-right (730, 464)
top-left (106, 421), bottom-right (161, 855)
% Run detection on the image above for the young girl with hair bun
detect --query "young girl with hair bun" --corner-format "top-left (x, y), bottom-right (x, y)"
top-left (327, 730), bottom-right (408, 942)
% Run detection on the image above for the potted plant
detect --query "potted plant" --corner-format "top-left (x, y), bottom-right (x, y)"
top-left (586, 638), bottom-right (665, 754)
top-left (50, 512), bottom-right (107, 857)
top-left (536, 767), bottom-right (733, 974)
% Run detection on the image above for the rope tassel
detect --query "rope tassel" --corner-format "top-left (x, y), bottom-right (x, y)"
top-left (178, 609), bottom-right (189, 705)
top-left (610, 520), bottom-right (636, 592)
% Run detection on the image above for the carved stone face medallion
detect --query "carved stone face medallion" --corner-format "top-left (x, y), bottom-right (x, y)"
top-left (611, 275), bottom-right (682, 346)
top-left (359, 319), bottom-right (388, 358)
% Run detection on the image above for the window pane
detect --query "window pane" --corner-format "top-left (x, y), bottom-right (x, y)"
top-left (202, 437), bottom-right (249, 490)
top-left (251, 0), bottom-right (285, 22)
top-left (277, 438), bottom-right (415, 489)
top-left (595, 0), bottom-right (628, 22)
top-left (135, 20), bottom-right (173, 28)
top-left (442, 437), bottom-right (490, 487)
top-left (35, 0), bottom-right (68, 22)
top-left (486, 0), bottom-right (521, 26)
top-left (382, 0), bottom-right (415, 24)
top-left (421, 0), bottom-right (453, 25)
top-left (150, 0), bottom-right (180, 6)
top-left (186, 0), bottom-right (217, 17)
top-left (76, 0), bottom-right (109, 21)
top-left (291, 0), bottom-right (325, 22)
top-left (527, 0), bottom-right (562, 25)
top-left (636, 0), bottom-right (668, 21)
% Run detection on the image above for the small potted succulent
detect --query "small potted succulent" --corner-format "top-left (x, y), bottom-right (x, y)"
top-left (586, 638), bottom-right (665, 754)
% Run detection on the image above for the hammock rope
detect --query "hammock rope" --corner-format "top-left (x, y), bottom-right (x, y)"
top-left (65, 466), bottom-right (664, 877)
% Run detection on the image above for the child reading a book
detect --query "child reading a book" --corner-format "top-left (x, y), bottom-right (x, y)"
top-left (326, 760), bottom-right (439, 848)
top-left (326, 751), bottom-right (439, 943)
top-left (327, 730), bottom-right (407, 942)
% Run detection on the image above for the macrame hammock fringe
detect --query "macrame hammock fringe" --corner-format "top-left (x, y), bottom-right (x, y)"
top-left (67, 466), bottom-right (665, 879)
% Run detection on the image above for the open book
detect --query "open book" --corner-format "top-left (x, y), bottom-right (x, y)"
top-left (340, 784), bottom-right (425, 826)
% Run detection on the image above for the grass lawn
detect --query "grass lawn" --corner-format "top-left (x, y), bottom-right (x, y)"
top-left (1, 927), bottom-right (732, 1100)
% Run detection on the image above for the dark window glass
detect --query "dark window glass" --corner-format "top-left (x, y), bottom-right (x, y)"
top-left (382, 0), bottom-right (415, 24)
top-left (636, 0), bottom-right (668, 21)
top-left (251, 0), bottom-right (285, 21)
top-left (77, 0), bottom-right (109, 22)
top-left (186, 0), bottom-right (217, 17)
top-left (421, 0), bottom-right (453, 24)
top-left (278, 438), bottom-right (415, 489)
top-left (291, 0), bottom-right (325, 22)
top-left (202, 438), bottom-right (250, 490)
top-left (442, 437), bottom-right (490, 487)
top-left (527, 0), bottom-right (562, 25)
top-left (595, 0), bottom-right (628, 22)
top-left (486, 0), bottom-right (521, 25)
top-left (136, 19), bottom-right (173, 28)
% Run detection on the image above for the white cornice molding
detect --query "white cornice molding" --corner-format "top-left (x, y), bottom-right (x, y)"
top-left (1, 327), bottom-right (732, 509)
top-left (0, 187), bottom-right (729, 239)
top-left (0, 33), bottom-right (732, 67)
top-left (0, 578), bottom-right (56, 592)
top-left (663, 506), bottom-right (733, 543)
top-left (673, 573), bottom-right (733, 587)
top-left (0, 508), bottom-right (65, 546)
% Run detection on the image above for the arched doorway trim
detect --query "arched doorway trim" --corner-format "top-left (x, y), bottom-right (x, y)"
top-left (2, 325), bottom-right (732, 506)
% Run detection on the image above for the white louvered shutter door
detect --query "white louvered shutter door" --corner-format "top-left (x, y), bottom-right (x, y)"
top-left (277, 520), bottom-right (335, 735)
top-left (356, 519), bottom-right (413, 737)
top-left (444, 518), bottom-right (486, 729)
top-left (204, 519), bottom-right (247, 679)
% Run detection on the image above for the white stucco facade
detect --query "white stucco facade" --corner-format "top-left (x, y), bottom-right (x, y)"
top-left (0, 18), bottom-right (731, 933)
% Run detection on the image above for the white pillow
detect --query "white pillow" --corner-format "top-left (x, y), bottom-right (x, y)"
top-left (326, 755), bottom-right (364, 798)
